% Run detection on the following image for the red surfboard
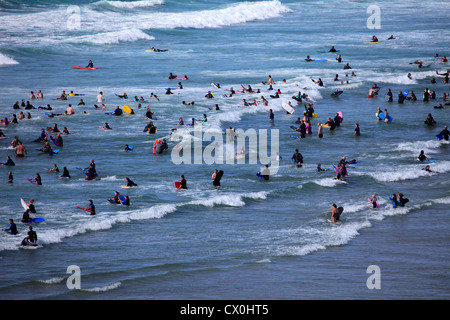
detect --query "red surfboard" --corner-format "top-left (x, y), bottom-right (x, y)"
top-left (174, 181), bottom-right (181, 189)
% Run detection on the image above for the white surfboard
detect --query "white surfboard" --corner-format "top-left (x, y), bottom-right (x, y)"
top-left (21, 198), bottom-right (29, 210)
top-left (282, 102), bottom-right (295, 114)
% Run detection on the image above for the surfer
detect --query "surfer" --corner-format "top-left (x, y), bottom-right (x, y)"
top-left (8, 171), bottom-right (13, 184)
top-left (424, 113), bottom-right (436, 126)
top-left (331, 204), bottom-right (341, 223)
top-left (268, 109), bottom-right (274, 121)
top-left (317, 122), bottom-right (323, 138)
top-left (334, 112), bottom-right (342, 127)
top-left (305, 56), bottom-right (314, 61)
top-left (423, 165), bottom-right (433, 173)
top-left (22, 209), bottom-right (32, 223)
top-left (205, 91), bottom-right (214, 99)
top-left (125, 144), bottom-right (132, 151)
top-left (143, 121), bottom-right (157, 134)
top-left (260, 165), bottom-right (270, 180)
top-left (104, 122), bottom-right (112, 130)
top-left (263, 75), bottom-right (275, 85)
top-left (387, 35), bottom-right (396, 40)
top-left (61, 167), bottom-right (71, 178)
top-left (3, 219), bottom-right (18, 235)
top-left (86, 60), bottom-right (94, 68)
top-left (58, 91), bottom-right (67, 100)
top-left (88, 200), bottom-right (95, 215)
top-left (112, 106), bottom-right (122, 116)
top-left (317, 164), bottom-right (327, 172)
top-left (1, 156), bottom-right (15, 166)
top-left (166, 88), bottom-right (174, 95)
top-left (370, 194), bottom-right (378, 208)
top-left (110, 191), bottom-right (120, 204)
top-left (180, 175), bottom-right (187, 189)
top-left (311, 78), bottom-right (324, 86)
top-left (96, 91), bottom-right (105, 104)
top-left (292, 149), bottom-right (303, 168)
top-left (417, 150), bottom-right (429, 162)
top-left (15, 141), bottom-right (27, 157)
top-left (329, 46), bottom-right (337, 52)
top-left (168, 73), bottom-right (177, 80)
top-left (212, 169), bottom-right (223, 187)
top-left (123, 196), bottom-right (130, 206)
top-left (124, 177), bottom-right (137, 187)
top-left (343, 63), bottom-right (352, 70)
top-left (32, 173), bottom-right (42, 185)
top-left (439, 125), bottom-right (449, 140)
top-left (336, 55), bottom-right (342, 63)
top-left (371, 35), bottom-right (379, 43)
top-left (151, 47), bottom-right (168, 52)
top-left (354, 123), bottom-right (360, 136)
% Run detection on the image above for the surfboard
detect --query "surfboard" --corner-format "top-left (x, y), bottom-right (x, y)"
top-left (122, 105), bottom-right (132, 114)
top-left (312, 59), bottom-right (328, 62)
top-left (211, 83), bottom-right (220, 89)
top-left (282, 102), bottom-right (295, 114)
top-left (316, 50), bottom-right (340, 53)
top-left (256, 173), bottom-right (265, 179)
top-left (28, 218), bottom-right (45, 224)
top-left (213, 170), bottom-right (224, 186)
top-left (50, 135), bottom-right (60, 147)
top-left (368, 198), bottom-right (380, 208)
top-left (118, 195), bottom-right (126, 205)
top-left (76, 206), bottom-right (94, 213)
top-left (322, 124), bottom-right (330, 129)
top-left (121, 185), bottom-right (131, 189)
top-left (21, 198), bottom-right (29, 210)
top-left (24, 177), bottom-right (38, 185)
top-left (174, 181), bottom-right (181, 189)
top-left (72, 66), bottom-right (97, 70)
top-left (436, 134), bottom-right (443, 140)
top-left (378, 112), bottom-right (385, 120)
top-left (363, 41), bottom-right (382, 44)
top-left (331, 91), bottom-right (343, 96)
top-left (303, 111), bottom-right (317, 117)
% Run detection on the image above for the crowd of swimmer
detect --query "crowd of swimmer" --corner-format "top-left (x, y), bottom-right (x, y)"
top-left (2, 42), bottom-right (450, 242)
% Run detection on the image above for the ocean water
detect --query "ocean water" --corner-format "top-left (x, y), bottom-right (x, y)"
top-left (0, 0), bottom-right (449, 301)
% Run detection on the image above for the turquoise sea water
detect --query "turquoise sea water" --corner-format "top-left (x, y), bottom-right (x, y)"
top-left (0, 0), bottom-right (449, 300)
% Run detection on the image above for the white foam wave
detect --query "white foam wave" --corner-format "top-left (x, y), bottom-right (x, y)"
top-left (311, 177), bottom-right (347, 187)
top-left (366, 161), bottom-right (450, 182)
top-left (80, 281), bottom-right (121, 292)
top-left (65, 28), bottom-right (154, 45)
top-left (101, 0), bottom-right (164, 9)
top-left (38, 277), bottom-right (65, 284)
top-left (0, 53), bottom-right (19, 65)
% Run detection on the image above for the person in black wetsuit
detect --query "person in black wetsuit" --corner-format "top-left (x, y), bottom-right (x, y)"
top-left (180, 175), bottom-right (187, 189)
top-left (22, 209), bottom-right (32, 223)
top-left (424, 113), bottom-right (436, 126)
top-left (439, 125), bottom-right (449, 140)
top-left (1, 156), bottom-right (15, 166)
top-left (61, 167), bottom-right (71, 178)
top-left (334, 112), bottom-right (342, 127)
top-left (4, 219), bottom-right (18, 235)
top-left (417, 150), bottom-right (429, 161)
top-left (86, 60), bottom-right (94, 68)
top-left (292, 149), bottom-right (303, 168)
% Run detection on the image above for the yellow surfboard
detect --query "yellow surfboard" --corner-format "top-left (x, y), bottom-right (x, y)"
top-left (303, 111), bottom-right (318, 117)
top-left (123, 105), bottom-right (131, 114)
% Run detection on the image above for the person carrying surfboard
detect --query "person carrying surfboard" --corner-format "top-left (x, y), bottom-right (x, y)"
top-left (331, 204), bottom-right (341, 223)
top-left (439, 125), bottom-right (449, 140)
top-left (180, 175), bottom-right (187, 189)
